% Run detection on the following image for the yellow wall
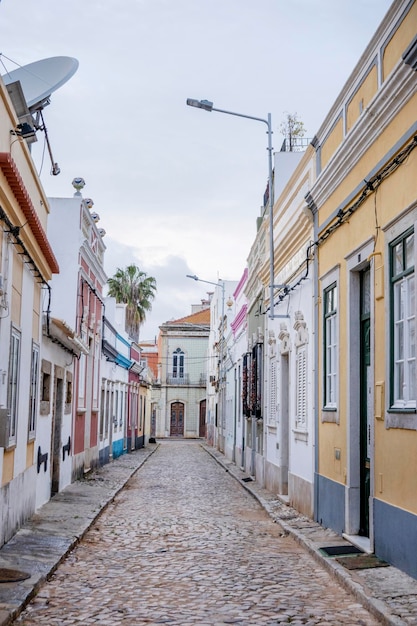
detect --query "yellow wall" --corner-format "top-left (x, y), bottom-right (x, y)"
top-left (320, 117), bottom-right (343, 171)
top-left (317, 82), bottom-right (417, 502)
top-left (346, 65), bottom-right (378, 132)
top-left (382, 0), bottom-right (417, 80)
top-left (1, 449), bottom-right (14, 486)
top-left (318, 93), bottom-right (417, 228)
top-left (374, 423), bottom-right (417, 511)
top-left (26, 441), bottom-right (34, 469)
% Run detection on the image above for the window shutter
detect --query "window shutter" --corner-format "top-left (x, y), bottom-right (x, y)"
top-left (296, 346), bottom-right (307, 429)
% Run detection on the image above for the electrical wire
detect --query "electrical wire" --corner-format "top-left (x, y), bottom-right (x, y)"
top-left (265, 134), bottom-right (417, 313)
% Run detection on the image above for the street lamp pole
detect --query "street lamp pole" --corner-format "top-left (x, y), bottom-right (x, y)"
top-left (186, 274), bottom-right (226, 449)
top-left (186, 98), bottom-right (275, 319)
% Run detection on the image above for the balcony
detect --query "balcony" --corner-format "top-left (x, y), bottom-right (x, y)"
top-left (166, 373), bottom-right (207, 386)
top-left (166, 374), bottom-right (190, 385)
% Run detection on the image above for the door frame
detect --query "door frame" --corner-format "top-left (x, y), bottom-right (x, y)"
top-left (170, 401), bottom-right (185, 437)
top-left (345, 240), bottom-right (375, 548)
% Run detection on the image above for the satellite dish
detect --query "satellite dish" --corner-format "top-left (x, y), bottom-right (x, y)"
top-left (2, 56), bottom-right (78, 111)
top-left (2, 56), bottom-right (78, 175)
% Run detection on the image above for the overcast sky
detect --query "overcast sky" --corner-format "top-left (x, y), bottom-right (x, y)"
top-left (0, 0), bottom-right (393, 340)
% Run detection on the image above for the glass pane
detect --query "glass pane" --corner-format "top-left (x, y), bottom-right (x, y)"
top-left (396, 362), bottom-right (404, 400)
top-left (396, 322), bottom-right (404, 359)
top-left (325, 286), bottom-right (336, 315)
top-left (393, 241), bottom-right (403, 276)
top-left (407, 275), bottom-right (415, 314)
top-left (405, 234), bottom-right (414, 270)
top-left (409, 318), bottom-right (416, 358)
top-left (408, 359), bottom-right (416, 400)
top-left (362, 269), bottom-right (371, 314)
top-left (326, 317), bottom-right (332, 345)
top-left (394, 282), bottom-right (404, 322)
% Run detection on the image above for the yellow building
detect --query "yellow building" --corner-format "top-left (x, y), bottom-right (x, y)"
top-left (309, 0), bottom-right (417, 576)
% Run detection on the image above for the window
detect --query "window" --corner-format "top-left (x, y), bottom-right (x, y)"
top-left (65, 376), bottom-right (72, 406)
top-left (296, 346), bottom-right (307, 429)
top-left (294, 311), bottom-right (308, 432)
top-left (269, 358), bottom-right (277, 425)
top-left (100, 386), bottom-right (105, 439)
top-left (324, 283), bottom-right (337, 409)
top-left (42, 370), bottom-right (51, 402)
top-left (172, 348), bottom-right (184, 379)
top-left (28, 342), bottom-right (40, 439)
top-left (390, 229), bottom-right (415, 410)
top-left (8, 327), bottom-right (21, 444)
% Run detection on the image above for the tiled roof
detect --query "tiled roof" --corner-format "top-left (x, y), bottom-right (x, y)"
top-left (164, 307), bottom-right (210, 326)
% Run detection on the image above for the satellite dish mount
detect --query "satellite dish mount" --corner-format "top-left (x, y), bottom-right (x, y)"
top-left (2, 56), bottom-right (78, 177)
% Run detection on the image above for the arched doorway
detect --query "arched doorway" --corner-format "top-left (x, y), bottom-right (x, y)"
top-left (170, 402), bottom-right (184, 437)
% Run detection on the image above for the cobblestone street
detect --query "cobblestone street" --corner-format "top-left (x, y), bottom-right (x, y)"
top-left (13, 441), bottom-right (380, 625)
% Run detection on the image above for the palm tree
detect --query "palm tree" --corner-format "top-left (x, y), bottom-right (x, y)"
top-left (107, 264), bottom-right (157, 342)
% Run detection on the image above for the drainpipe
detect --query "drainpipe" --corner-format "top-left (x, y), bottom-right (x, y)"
top-left (306, 190), bottom-right (319, 521)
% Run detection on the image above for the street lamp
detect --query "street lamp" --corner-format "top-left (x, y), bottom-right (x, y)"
top-left (186, 98), bottom-right (276, 319)
top-left (186, 273), bottom-right (226, 449)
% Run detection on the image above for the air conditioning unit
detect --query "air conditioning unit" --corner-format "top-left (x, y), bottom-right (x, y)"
top-left (0, 408), bottom-right (11, 448)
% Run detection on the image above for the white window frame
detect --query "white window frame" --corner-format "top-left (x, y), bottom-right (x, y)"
top-left (172, 348), bottom-right (184, 379)
top-left (295, 345), bottom-right (307, 430)
top-left (28, 341), bottom-right (40, 440)
top-left (268, 357), bottom-right (277, 426)
top-left (8, 326), bottom-right (21, 446)
top-left (383, 207), bottom-right (417, 429)
top-left (320, 266), bottom-right (340, 423)
top-left (390, 228), bottom-right (416, 411)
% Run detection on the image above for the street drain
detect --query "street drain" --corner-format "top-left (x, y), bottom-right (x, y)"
top-left (242, 477), bottom-right (253, 482)
top-left (0, 568), bottom-right (31, 583)
top-left (319, 545), bottom-right (363, 557)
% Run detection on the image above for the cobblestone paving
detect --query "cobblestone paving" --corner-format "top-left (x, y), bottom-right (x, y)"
top-left (14, 441), bottom-right (380, 625)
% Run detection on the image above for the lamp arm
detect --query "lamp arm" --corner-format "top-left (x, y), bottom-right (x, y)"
top-left (211, 106), bottom-right (270, 129)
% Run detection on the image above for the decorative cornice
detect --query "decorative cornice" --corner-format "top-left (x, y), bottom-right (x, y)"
top-left (231, 304), bottom-right (247, 336)
top-left (311, 61), bottom-right (416, 209)
top-left (0, 152), bottom-right (59, 274)
top-left (233, 267), bottom-right (248, 299)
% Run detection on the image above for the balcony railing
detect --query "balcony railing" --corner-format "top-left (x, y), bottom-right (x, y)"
top-left (166, 374), bottom-right (190, 385)
top-left (166, 373), bottom-right (207, 386)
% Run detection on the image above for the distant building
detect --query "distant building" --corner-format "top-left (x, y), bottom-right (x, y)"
top-left (155, 307), bottom-right (210, 438)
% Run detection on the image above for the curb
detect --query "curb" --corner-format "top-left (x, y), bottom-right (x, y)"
top-left (201, 443), bottom-right (406, 626)
top-left (0, 444), bottom-right (159, 626)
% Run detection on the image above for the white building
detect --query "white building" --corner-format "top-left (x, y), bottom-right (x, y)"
top-left (47, 182), bottom-right (107, 480)
top-left (263, 148), bottom-right (316, 516)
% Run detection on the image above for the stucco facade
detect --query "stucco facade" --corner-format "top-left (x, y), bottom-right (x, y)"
top-left (156, 308), bottom-right (210, 438)
top-left (309, 0), bottom-right (417, 575)
top-left (259, 148), bottom-right (316, 517)
top-left (48, 189), bottom-right (107, 480)
top-left (0, 77), bottom-right (61, 544)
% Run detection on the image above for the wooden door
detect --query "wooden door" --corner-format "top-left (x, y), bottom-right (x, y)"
top-left (199, 399), bottom-right (206, 437)
top-left (170, 402), bottom-right (184, 437)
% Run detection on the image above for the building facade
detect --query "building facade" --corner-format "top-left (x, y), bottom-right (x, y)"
top-left (0, 78), bottom-right (60, 544)
top-left (48, 185), bottom-right (107, 480)
top-left (156, 307), bottom-right (210, 438)
top-left (261, 147), bottom-right (316, 517)
top-left (310, 0), bottom-right (417, 575)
